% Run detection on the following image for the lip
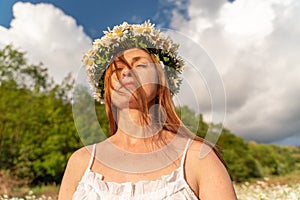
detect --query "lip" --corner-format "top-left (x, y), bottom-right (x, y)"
top-left (121, 81), bottom-right (136, 87)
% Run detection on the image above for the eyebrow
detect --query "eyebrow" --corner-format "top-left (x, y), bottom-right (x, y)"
top-left (130, 56), bottom-right (151, 66)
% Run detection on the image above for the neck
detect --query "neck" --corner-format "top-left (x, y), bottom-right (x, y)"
top-left (116, 108), bottom-right (160, 139)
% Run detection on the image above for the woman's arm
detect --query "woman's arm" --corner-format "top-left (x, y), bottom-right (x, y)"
top-left (58, 147), bottom-right (90, 200)
top-left (188, 141), bottom-right (237, 200)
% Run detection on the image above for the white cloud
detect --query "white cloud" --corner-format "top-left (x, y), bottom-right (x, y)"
top-left (0, 2), bottom-right (92, 83)
top-left (218, 0), bottom-right (275, 41)
top-left (168, 0), bottom-right (300, 144)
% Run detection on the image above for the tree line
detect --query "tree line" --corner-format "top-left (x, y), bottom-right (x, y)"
top-left (0, 45), bottom-right (299, 186)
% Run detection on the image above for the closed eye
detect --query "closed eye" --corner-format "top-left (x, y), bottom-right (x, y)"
top-left (136, 64), bottom-right (150, 68)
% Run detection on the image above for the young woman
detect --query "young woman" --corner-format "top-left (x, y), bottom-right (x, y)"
top-left (58, 21), bottom-right (237, 200)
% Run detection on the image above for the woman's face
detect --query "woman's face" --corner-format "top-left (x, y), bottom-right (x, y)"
top-left (109, 48), bottom-right (159, 109)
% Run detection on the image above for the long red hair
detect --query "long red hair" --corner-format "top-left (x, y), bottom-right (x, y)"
top-left (103, 48), bottom-right (226, 166)
top-left (104, 49), bottom-right (188, 137)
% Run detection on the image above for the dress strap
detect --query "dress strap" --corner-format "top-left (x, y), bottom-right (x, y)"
top-left (180, 138), bottom-right (192, 168)
top-left (86, 144), bottom-right (96, 171)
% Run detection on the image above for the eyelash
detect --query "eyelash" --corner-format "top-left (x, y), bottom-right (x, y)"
top-left (137, 64), bottom-right (148, 68)
top-left (112, 64), bottom-right (149, 74)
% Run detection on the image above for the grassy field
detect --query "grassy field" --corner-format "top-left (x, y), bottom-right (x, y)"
top-left (0, 184), bottom-right (59, 200)
top-left (1, 172), bottom-right (300, 200)
top-left (234, 177), bottom-right (300, 199)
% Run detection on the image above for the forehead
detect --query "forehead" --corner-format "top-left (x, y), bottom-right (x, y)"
top-left (122, 48), bottom-right (152, 62)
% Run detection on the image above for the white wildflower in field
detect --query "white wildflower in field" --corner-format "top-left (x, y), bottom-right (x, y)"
top-left (234, 181), bottom-right (300, 200)
top-left (1, 181), bottom-right (300, 200)
top-left (0, 191), bottom-right (55, 200)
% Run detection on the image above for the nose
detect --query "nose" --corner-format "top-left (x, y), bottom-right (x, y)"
top-left (121, 67), bottom-right (132, 78)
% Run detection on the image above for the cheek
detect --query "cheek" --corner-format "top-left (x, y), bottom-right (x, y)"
top-left (139, 71), bottom-right (158, 98)
top-left (143, 84), bottom-right (157, 99)
top-left (139, 68), bottom-right (158, 86)
top-left (110, 74), bottom-right (120, 89)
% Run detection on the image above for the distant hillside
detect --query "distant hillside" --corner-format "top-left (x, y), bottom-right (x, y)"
top-left (178, 105), bottom-right (300, 182)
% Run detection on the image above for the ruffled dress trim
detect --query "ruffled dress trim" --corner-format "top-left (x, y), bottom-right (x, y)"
top-left (72, 139), bottom-right (199, 200)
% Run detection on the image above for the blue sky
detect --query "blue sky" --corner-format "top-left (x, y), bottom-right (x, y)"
top-left (0, 0), bottom-right (299, 146)
top-left (0, 0), bottom-right (188, 39)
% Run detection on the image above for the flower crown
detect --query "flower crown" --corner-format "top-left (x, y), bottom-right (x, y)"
top-left (82, 20), bottom-right (185, 102)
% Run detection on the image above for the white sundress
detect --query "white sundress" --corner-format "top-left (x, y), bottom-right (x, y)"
top-left (72, 139), bottom-right (199, 200)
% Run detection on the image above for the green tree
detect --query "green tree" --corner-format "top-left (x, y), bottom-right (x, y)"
top-left (176, 106), bottom-right (198, 133)
top-left (72, 85), bottom-right (109, 145)
top-left (217, 129), bottom-right (264, 181)
top-left (0, 45), bottom-right (81, 184)
top-left (248, 142), bottom-right (283, 175)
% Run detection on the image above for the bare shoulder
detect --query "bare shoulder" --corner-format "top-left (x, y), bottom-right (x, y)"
top-left (185, 139), bottom-right (226, 181)
top-left (186, 139), bottom-right (224, 168)
top-left (65, 145), bottom-right (95, 180)
top-left (185, 139), bottom-right (237, 200)
top-left (58, 145), bottom-right (93, 200)
top-left (68, 145), bottom-right (93, 170)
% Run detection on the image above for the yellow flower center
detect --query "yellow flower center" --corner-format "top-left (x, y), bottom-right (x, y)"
top-left (107, 32), bottom-right (113, 38)
top-left (145, 27), bottom-right (151, 33)
top-left (87, 58), bottom-right (94, 66)
top-left (115, 29), bottom-right (123, 37)
top-left (137, 27), bottom-right (143, 34)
